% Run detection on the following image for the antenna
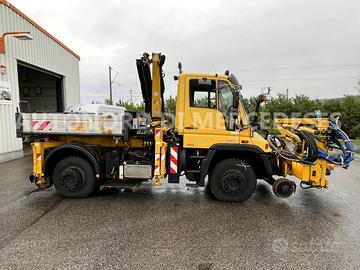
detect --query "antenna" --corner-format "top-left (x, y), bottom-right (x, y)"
top-left (108, 66), bottom-right (113, 104)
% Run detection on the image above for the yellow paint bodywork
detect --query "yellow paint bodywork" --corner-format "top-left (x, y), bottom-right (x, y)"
top-left (175, 73), bottom-right (270, 152)
top-left (152, 126), bottom-right (168, 185)
top-left (151, 53), bottom-right (163, 119)
top-left (57, 135), bottom-right (146, 149)
top-left (153, 127), bottom-right (162, 185)
top-left (250, 132), bottom-right (271, 152)
top-left (30, 135), bottom-right (149, 186)
top-left (290, 160), bottom-right (331, 188)
top-left (32, 141), bottom-right (64, 186)
top-left (279, 159), bottom-right (335, 188)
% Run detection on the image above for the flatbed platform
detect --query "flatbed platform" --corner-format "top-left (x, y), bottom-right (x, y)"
top-left (17, 104), bottom-right (126, 137)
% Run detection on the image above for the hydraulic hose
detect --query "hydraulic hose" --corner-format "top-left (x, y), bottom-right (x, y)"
top-left (268, 130), bottom-right (318, 165)
top-left (317, 120), bottom-right (355, 166)
top-left (295, 130), bottom-right (318, 164)
top-left (269, 118), bottom-right (355, 166)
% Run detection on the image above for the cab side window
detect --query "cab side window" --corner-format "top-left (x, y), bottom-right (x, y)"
top-left (189, 79), bottom-right (216, 109)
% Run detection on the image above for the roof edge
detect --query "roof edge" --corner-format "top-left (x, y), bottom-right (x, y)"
top-left (0, 0), bottom-right (80, 61)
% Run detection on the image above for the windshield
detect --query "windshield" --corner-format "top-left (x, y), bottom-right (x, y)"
top-left (218, 80), bottom-right (233, 113)
top-left (228, 73), bottom-right (247, 113)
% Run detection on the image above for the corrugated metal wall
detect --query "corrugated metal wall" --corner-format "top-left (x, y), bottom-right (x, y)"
top-left (0, 3), bottom-right (80, 162)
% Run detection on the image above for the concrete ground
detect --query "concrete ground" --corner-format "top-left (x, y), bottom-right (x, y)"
top-left (0, 156), bottom-right (359, 270)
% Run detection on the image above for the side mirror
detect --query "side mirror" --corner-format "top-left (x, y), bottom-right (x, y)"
top-left (233, 91), bottom-right (240, 109)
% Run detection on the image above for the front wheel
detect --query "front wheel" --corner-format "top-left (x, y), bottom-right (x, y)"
top-left (52, 156), bottom-right (96, 198)
top-left (210, 159), bottom-right (257, 202)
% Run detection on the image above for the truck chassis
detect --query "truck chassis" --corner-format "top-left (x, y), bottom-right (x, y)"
top-left (16, 52), bottom-right (355, 202)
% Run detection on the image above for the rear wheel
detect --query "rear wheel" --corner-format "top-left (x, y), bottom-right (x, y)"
top-left (52, 156), bottom-right (95, 198)
top-left (210, 159), bottom-right (257, 202)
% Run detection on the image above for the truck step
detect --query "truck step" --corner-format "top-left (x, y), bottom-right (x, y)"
top-left (189, 155), bottom-right (206, 159)
top-left (186, 170), bottom-right (201, 174)
top-left (100, 181), bottom-right (141, 190)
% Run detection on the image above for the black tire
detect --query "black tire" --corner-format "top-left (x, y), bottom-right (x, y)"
top-left (52, 156), bottom-right (95, 198)
top-left (210, 159), bottom-right (257, 202)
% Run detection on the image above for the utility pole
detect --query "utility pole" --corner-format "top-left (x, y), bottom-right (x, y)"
top-left (286, 89), bottom-right (289, 99)
top-left (108, 66), bottom-right (113, 104)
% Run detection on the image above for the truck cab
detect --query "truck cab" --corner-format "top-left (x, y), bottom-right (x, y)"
top-left (165, 72), bottom-right (275, 200)
top-left (175, 73), bottom-right (270, 153)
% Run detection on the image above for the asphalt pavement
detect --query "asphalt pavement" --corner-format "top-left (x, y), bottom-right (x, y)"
top-left (0, 155), bottom-right (359, 270)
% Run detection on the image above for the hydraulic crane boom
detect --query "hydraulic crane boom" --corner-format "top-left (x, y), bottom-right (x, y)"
top-left (136, 52), bottom-right (166, 119)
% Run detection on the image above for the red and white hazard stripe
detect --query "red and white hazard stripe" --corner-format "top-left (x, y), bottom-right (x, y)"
top-left (36, 153), bottom-right (42, 161)
top-left (155, 129), bottom-right (161, 137)
top-left (170, 146), bottom-right (178, 174)
top-left (31, 120), bottom-right (52, 131)
top-left (154, 153), bottom-right (160, 173)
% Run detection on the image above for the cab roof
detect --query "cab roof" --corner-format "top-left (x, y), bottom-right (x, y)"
top-left (179, 73), bottom-right (229, 80)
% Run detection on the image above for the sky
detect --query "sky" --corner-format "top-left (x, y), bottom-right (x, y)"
top-left (10, 0), bottom-right (360, 104)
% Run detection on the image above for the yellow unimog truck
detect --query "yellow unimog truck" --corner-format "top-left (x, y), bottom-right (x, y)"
top-left (16, 52), bottom-right (355, 202)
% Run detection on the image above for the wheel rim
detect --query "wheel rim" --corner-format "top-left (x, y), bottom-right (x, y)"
top-left (273, 179), bottom-right (294, 198)
top-left (59, 167), bottom-right (83, 192)
top-left (279, 183), bottom-right (290, 194)
top-left (221, 170), bottom-right (247, 196)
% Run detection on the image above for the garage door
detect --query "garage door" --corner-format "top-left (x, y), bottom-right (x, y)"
top-left (18, 61), bottom-right (64, 113)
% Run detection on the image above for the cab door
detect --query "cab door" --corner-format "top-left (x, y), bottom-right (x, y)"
top-left (183, 77), bottom-right (240, 149)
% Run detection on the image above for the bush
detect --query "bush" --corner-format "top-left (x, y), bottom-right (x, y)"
top-left (350, 124), bottom-right (360, 139)
top-left (256, 94), bottom-right (360, 138)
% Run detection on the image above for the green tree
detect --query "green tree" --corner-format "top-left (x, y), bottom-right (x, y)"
top-left (292, 95), bottom-right (321, 116)
top-left (165, 96), bottom-right (176, 114)
top-left (338, 96), bottom-right (360, 138)
top-left (320, 99), bottom-right (343, 115)
top-left (104, 98), bottom-right (113, 105)
top-left (243, 96), bottom-right (257, 112)
top-left (262, 93), bottom-right (293, 117)
top-left (116, 99), bottom-right (145, 112)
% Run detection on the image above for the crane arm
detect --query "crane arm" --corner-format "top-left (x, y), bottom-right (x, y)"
top-left (136, 52), bottom-right (166, 119)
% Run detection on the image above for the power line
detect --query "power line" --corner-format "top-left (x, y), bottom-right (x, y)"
top-left (108, 66), bottom-right (138, 103)
top-left (242, 75), bottom-right (359, 83)
top-left (112, 81), bottom-right (121, 87)
top-left (230, 63), bottom-right (360, 72)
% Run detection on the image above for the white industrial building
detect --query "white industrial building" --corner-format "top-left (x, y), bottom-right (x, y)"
top-left (0, 0), bottom-right (80, 162)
